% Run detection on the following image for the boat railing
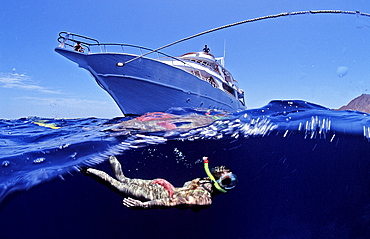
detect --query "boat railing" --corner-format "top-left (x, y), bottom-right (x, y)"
top-left (57, 32), bottom-right (191, 66)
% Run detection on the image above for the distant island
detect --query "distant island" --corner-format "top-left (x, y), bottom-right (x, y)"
top-left (335, 94), bottom-right (370, 114)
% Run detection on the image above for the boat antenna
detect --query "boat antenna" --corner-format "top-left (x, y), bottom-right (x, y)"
top-left (123, 10), bottom-right (370, 65)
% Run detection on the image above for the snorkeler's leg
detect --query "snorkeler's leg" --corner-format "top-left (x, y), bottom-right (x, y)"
top-left (108, 156), bottom-right (156, 187)
top-left (108, 156), bottom-right (126, 182)
top-left (115, 181), bottom-right (169, 201)
top-left (85, 168), bottom-right (168, 201)
top-left (84, 168), bottom-right (124, 189)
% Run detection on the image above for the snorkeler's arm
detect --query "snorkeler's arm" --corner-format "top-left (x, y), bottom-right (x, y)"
top-left (122, 194), bottom-right (212, 209)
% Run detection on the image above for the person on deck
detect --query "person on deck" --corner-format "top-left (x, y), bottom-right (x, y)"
top-left (82, 156), bottom-right (237, 211)
top-left (74, 42), bottom-right (84, 52)
top-left (203, 45), bottom-right (210, 53)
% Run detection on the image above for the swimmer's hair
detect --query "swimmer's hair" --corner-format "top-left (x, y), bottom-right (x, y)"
top-left (211, 166), bottom-right (231, 180)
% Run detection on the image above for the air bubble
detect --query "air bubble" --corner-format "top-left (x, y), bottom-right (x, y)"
top-left (69, 152), bottom-right (78, 159)
top-left (336, 66), bottom-right (348, 78)
top-left (33, 157), bottom-right (46, 164)
top-left (2, 161), bottom-right (10, 167)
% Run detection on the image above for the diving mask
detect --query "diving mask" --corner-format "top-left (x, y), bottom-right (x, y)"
top-left (203, 157), bottom-right (237, 193)
top-left (217, 172), bottom-right (238, 190)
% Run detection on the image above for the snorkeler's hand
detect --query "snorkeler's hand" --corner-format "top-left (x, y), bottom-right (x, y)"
top-left (123, 197), bottom-right (146, 209)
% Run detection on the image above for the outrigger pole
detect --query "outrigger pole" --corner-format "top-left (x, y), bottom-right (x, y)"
top-left (123, 10), bottom-right (370, 65)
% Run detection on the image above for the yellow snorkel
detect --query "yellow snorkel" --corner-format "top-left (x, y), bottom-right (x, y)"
top-left (203, 157), bottom-right (227, 193)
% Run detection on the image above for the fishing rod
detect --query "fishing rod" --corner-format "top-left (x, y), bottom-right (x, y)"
top-left (123, 10), bottom-right (370, 65)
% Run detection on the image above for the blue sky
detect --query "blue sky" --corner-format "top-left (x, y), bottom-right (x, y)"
top-left (1, 0), bottom-right (370, 119)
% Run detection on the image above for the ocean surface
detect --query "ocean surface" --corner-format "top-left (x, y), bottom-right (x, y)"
top-left (0, 100), bottom-right (369, 239)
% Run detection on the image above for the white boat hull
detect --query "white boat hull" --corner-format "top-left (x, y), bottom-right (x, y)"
top-left (55, 48), bottom-right (245, 115)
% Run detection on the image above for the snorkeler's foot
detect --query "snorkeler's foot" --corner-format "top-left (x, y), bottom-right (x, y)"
top-left (109, 156), bottom-right (119, 165)
top-left (80, 167), bottom-right (98, 176)
top-left (109, 156), bottom-right (126, 181)
top-left (80, 167), bottom-right (89, 175)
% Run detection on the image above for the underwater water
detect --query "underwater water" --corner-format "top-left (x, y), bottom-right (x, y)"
top-left (0, 100), bottom-right (369, 239)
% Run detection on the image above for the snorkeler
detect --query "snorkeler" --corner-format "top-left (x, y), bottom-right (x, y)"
top-left (82, 156), bottom-right (237, 210)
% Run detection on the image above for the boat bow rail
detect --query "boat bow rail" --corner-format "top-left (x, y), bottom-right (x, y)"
top-left (57, 32), bottom-right (188, 64)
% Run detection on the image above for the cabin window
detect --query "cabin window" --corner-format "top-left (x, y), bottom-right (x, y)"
top-left (206, 76), bottom-right (219, 88)
top-left (222, 82), bottom-right (235, 97)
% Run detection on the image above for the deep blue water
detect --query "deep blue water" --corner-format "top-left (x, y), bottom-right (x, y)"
top-left (0, 100), bottom-right (369, 239)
